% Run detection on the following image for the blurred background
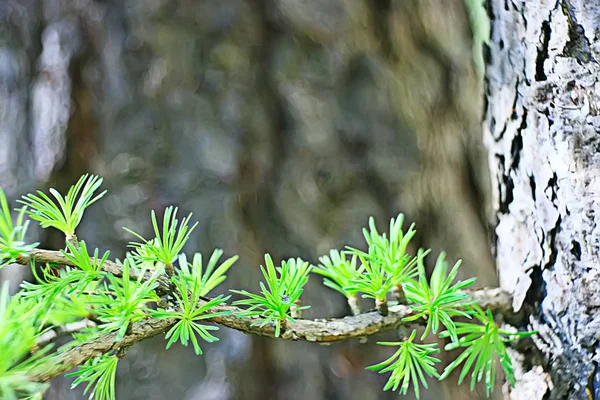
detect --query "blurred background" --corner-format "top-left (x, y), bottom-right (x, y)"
top-left (0, 0), bottom-right (497, 399)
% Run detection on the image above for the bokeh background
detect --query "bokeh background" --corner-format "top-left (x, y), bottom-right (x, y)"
top-left (0, 1), bottom-right (498, 399)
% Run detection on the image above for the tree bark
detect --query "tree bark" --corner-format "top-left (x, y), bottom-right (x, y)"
top-left (485, 0), bottom-right (600, 398)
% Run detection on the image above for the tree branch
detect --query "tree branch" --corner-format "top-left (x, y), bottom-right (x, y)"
top-left (30, 316), bottom-right (176, 382)
top-left (33, 319), bottom-right (97, 351)
top-left (28, 287), bottom-right (511, 382)
top-left (17, 248), bottom-right (513, 383)
top-left (17, 249), bottom-right (172, 294)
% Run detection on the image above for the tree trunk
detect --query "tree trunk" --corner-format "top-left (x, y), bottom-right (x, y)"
top-left (485, 0), bottom-right (600, 398)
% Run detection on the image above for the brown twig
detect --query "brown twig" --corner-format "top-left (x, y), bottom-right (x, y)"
top-left (392, 283), bottom-right (407, 305)
top-left (17, 249), bottom-right (171, 294)
top-left (347, 295), bottom-right (361, 315)
top-left (33, 319), bottom-right (97, 352)
top-left (29, 316), bottom-right (176, 382)
top-left (375, 298), bottom-right (389, 316)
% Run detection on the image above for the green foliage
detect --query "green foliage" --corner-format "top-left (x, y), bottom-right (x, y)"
top-left (152, 271), bottom-right (231, 354)
top-left (367, 330), bottom-right (440, 399)
top-left (124, 206), bottom-right (198, 267)
top-left (62, 240), bottom-right (109, 276)
top-left (0, 282), bottom-right (50, 399)
top-left (315, 214), bottom-right (534, 398)
top-left (0, 175), bottom-right (537, 400)
top-left (20, 262), bottom-right (97, 327)
top-left (92, 257), bottom-right (160, 341)
top-left (231, 254), bottom-right (311, 337)
top-left (0, 189), bottom-right (38, 269)
top-left (403, 251), bottom-right (476, 341)
top-left (20, 242), bottom-right (109, 328)
top-left (345, 252), bottom-right (395, 302)
top-left (67, 354), bottom-right (118, 400)
top-left (345, 214), bottom-right (424, 302)
top-left (277, 257), bottom-right (312, 299)
top-left (440, 306), bottom-right (536, 396)
top-left (18, 174), bottom-right (106, 236)
top-left (354, 214), bottom-right (422, 285)
top-left (361, 215), bottom-right (416, 273)
top-left (313, 250), bottom-right (363, 298)
top-left (47, 286), bottom-right (99, 327)
top-left (177, 250), bottom-right (238, 297)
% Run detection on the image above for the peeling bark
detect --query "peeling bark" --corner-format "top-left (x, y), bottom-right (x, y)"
top-left (485, 1), bottom-right (600, 398)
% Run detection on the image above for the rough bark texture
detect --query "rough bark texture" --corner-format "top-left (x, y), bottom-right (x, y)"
top-left (485, 0), bottom-right (600, 398)
top-left (1, 1), bottom-right (495, 399)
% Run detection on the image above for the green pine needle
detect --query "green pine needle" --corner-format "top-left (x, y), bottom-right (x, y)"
top-left (439, 306), bottom-right (536, 397)
top-left (67, 354), bottom-right (118, 400)
top-left (19, 261), bottom-right (100, 326)
top-left (18, 174), bottom-right (106, 236)
top-left (153, 272), bottom-right (231, 355)
top-left (61, 240), bottom-right (110, 276)
top-left (177, 250), bottom-right (238, 297)
top-left (92, 257), bottom-right (160, 341)
top-left (367, 330), bottom-right (440, 399)
top-left (344, 252), bottom-right (395, 302)
top-left (403, 251), bottom-right (476, 341)
top-left (0, 282), bottom-right (50, 400)
top-left (313, 250), bottom-right (364, 298)
top-left (0, 188), bottom-right (38, 269)
top-left (344, 214), bottom-right (425, 303)
top-left (231, 254), bottom-right (311, 337)
top-left (124, 206), bottom-right (198, 267)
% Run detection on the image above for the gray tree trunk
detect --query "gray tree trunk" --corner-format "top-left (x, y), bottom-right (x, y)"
top-left (485, 0), bottom-right (600, 398)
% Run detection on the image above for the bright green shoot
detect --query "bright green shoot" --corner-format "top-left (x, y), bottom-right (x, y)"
top-left (231, 254), bottom-right (311, 337)
top-left (403, 251), bottom-right (476, 341)
top-left (177, 250), bottom-right (238, 297)
top-left (439, 306), bottom-right (536, 397)
top-left (61, 240), bottom-right (110, 276)
top-left (277, 257), bottom-right (312, 297)
top-left (124, 206), bottom-right (198, 272)
top-left (92, 257), bottom-right (160, 341)
top-left (345, 252), bottom-right (395, 303)
top-left (45, 284), bottom-right (100, 327)
top-left (20, 262), bottom-right (96, 326)
top-left (0, 189), bottom-right (38, 269)
top-left (19, 241), bottom-right (134, 332)
top-left (18, 174), bottom-right (106, 236)
top-left (352, 214), bottom-right (421, 284)
top-left (367, 330), bottom-right (440, 399)
top-left (153, 273), bottom-right (231, 355)
top-left (0, 283), bottom-right (50, 400)
top-left (343, 214), bottom-right (423, 307)
top-left (313, 250), bottom-right (363, 298)
top-left (67, 354), bottom-right (118, 400)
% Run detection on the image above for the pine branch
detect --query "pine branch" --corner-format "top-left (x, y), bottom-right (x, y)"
top-left (16, 248), bottom-right (513, 385)
top-left (2, 176), bottom-right (529, 399)
top-left (26, 285), bottom-right (510, 383)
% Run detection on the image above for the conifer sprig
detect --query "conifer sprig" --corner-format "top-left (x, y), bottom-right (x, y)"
top-left (0, 175), bottom-right (536, 400)
top-left (18, 174), bottom-right (106, 237)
